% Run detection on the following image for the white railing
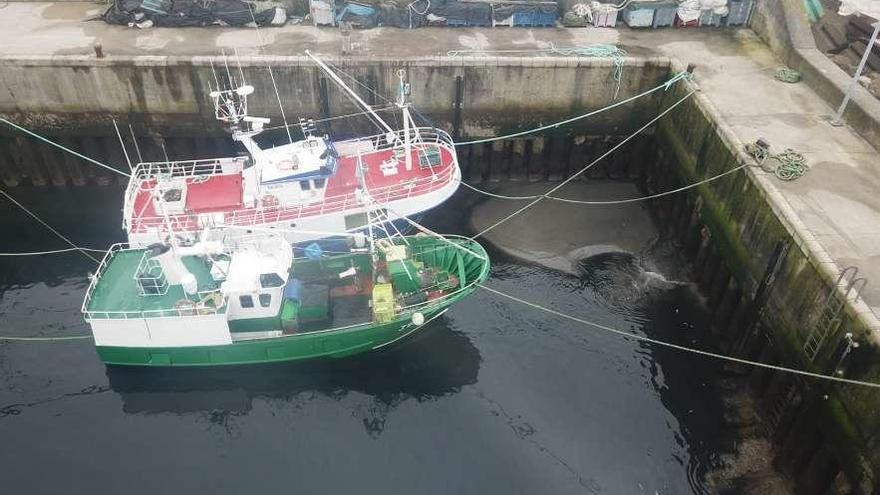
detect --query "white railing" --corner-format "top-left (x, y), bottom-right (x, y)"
top-left (81, 243), bottom-right (128, 317)
top-left (126, 127), bottom-right (459, 235)
top-left (122, 156), bottom-right (247, 230)
top-left (132, 156), bottom-right (245, 180)
top-left (81, 244), bottom-right (228, 321)
top-left (83, 302), bottom-right (228, 321)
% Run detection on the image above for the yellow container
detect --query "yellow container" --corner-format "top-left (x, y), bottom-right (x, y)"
top-left (372, 283), bottom-right (395, 323)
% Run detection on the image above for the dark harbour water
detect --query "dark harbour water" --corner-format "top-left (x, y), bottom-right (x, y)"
top-left (0, 186), bottom-right (734, 495)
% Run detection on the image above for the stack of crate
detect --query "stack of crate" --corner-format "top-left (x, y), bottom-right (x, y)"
top-left (621, 1), bottom-right (683, 28)
top-left (724, 0), bottom-right (752, 26)
top-left (622, 1), bottom-right (655, 27)
top-left (591, 3), bottom-right (618, 27)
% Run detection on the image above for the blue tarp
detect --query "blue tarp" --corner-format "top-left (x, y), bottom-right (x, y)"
top-left (283, 278), bottom-right (304, 301)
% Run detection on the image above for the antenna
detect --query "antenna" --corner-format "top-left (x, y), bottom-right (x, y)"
top-left (128, 124), bottom-right (144, 163)
top-left (244, 8), bottom-right (294, 145)
top-left (397, 69), bottom-right (413, 171)
top-left (161, 141), bottom-right (170, 163)
top-left (112, 118), bottom-right (133, 172)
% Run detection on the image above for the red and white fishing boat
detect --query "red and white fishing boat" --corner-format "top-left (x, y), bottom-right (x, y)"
top-left (123, 52), bottom-right (460, 248)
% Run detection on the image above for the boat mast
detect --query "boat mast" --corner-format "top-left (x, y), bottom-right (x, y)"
top-left (354, 145), bottom-right (377, 257)
top-left (304, 50), bottom-right (398, 140)
top-left (396, 69), bottom-right (414, 172)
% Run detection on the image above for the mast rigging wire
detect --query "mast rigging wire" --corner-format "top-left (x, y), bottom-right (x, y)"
top-left (244, 9), bottom-right (293, 144)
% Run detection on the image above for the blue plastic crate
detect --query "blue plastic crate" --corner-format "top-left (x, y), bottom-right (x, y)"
top-left (512, 9), bottom-right (557, 27)
top-left (445, 17), bottom-right (491, 27)
top-left (652, 3), bottom-right (678, 28)
top-left (699, 9), bottom-right (723, 26)
top-left (622, 6), bottom-right (654, 27)
top-left (724, 0), bottom-right (753, 26)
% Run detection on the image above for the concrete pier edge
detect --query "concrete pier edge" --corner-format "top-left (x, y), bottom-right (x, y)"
top-left (752, 0), bottom-right (880, 151)
top-left (672, 56), bottom-right (880, 343)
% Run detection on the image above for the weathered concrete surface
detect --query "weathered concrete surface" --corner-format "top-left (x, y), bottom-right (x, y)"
top-left (1, 3), bottom-right (880, 329)
top-left (751, 0), bottom-right (880, 152)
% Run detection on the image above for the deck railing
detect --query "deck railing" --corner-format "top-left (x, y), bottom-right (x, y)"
top-left (125, 127), bottom-right (458, 235)
top-left (122, 156), bottom-right (248, 231)
top-left (81, 244), bottom-right (228, 321)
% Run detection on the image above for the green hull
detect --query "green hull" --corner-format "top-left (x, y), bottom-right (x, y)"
top-left (96, 305), bottom-right (448, 367)
top-left (92, 236), bottom-right (491, 367)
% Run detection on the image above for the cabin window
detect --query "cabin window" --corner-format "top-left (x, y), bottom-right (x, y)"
top-left (314, 178), bottom-right (326, 189)
top-left (300, 180), bottom-right (311, 191)
top-left (259, 293), bottom-right (272, 308)
top-left (344, 212), bottom-right (367, 230)
top-left (239, 295), bottom-right (254, 308)
top-left (259, 273), bottom-right (284, 288)
top-left (344, 209), bottom-right (387, 230)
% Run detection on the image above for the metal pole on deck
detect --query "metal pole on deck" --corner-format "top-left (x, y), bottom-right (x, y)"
top-left (831, 21), bottom-right (880, 126)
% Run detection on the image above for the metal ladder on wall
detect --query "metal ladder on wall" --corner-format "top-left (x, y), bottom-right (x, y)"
top-left (803, 266), bottom-right (868, 362)
top-left (765, 378), bottom-right (803, 432)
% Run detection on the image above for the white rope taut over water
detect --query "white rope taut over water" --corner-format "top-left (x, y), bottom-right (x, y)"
top-left (459, 163), bottom-right (750, 205)
top-left (0, 118), bottom-right (130, 178)
top-left (469, 90), bottom-right (697, 241)
top-left (479, 285), bottom-right (880, 390)
top-left (0, 188), bottom-right (100, 263)
top-left (0, 247), bottom-right (107, 257)
top-left (455, 72), bottom-right (691, 146)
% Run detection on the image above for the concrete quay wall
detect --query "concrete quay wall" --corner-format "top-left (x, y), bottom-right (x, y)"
top-left (651, 74), bottom-right (880, 495)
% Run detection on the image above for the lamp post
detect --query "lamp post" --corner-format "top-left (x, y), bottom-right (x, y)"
top-left (831, 21), bottom-right (880, 126)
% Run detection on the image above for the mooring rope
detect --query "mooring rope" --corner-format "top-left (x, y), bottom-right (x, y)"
top-left (0, 247), bottom-right (108, 257)
top-left (745, 141), bottom-right (808, 181)
top-left (0, 118), bottom-right (130, 178)
top-left (455, 71), bottom-right (691, 146)
top-left (479, 284), bottom-right (880, 389)
top-left (469, 90), bottom-right (697, 240)
top-left (458, 163), bottom-right (749, 204)
top-left (0, 189), bottom-right (100, 263)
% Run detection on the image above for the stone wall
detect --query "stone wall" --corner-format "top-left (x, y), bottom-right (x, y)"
top-left (651, 73), bottom-right (880, 495)
top-left (0, 56), bottom-right (668, 137)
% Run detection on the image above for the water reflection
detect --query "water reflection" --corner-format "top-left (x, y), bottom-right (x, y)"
top-left (106, 318), bottom-right (481, 437)
top-left (575, 247), bottom-right (725, 494)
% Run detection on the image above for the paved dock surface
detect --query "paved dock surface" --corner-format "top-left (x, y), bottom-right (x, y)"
top-left (4, 2), bottom-right (880, 323)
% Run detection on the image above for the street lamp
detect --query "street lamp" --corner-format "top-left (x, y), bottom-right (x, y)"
top-left (831, 21), bottom-right (880, 126)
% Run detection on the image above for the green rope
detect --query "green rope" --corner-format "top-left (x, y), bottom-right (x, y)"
top-left (746, 141), bottom-right (808, 181)
top-left (775, 67), bottom-right (802, 83)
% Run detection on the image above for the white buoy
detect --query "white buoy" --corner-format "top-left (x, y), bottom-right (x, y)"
top-left (411, 312), bottom-right (425, 326)
top-left (354, 233), bottom-right (366, 248)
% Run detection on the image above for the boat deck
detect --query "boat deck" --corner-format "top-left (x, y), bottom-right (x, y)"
top-left (86, 250), bottom-right (218, 315)
top-left (131, 174), bottom-right (244, 220)
top-left (127, 143), bottom-right (455, 233)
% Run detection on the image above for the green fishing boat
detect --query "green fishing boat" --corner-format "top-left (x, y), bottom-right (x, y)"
top-left (81, 232), bottom-right (490, 367)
